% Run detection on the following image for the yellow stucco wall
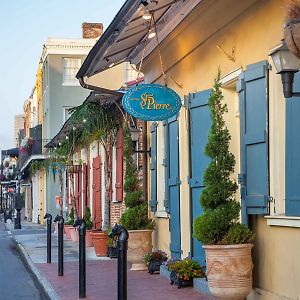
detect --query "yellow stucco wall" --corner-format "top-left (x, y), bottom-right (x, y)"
top-left (144, 0), bottom-right (298, 298)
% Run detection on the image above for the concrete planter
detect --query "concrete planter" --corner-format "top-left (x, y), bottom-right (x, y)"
top-left (204, 243), bottom-right (254, 300)
top-left (127, 230), bottom-right (152, 271)
top-left (69, 227), bottom-right (79, 242)
top-left (90, 231), bottom-right (108, 256)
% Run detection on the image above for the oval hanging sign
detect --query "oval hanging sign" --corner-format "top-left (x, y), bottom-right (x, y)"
top-left (122, 84), bottom-right (182, 121)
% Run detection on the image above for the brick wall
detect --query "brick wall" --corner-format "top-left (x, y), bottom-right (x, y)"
top-left (82, 22), bottom-right (103, 39)
top-left (110, 119), bottom-right (145, 226)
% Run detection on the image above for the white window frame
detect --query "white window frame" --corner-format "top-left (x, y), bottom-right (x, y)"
top-left (63, 107), bottom-right (74, 123)
top-left (62, 57), bottom-right (81, 86)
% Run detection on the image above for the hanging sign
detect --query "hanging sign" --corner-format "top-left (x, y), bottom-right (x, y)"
top-left (122, 84), bottom-right (182, 121)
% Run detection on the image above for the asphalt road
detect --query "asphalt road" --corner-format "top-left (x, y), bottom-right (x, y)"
top-left (0, 220), bottom-right (47, 300)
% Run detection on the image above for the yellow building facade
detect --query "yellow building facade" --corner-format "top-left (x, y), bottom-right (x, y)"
top-left (73, 0), bottom-right (300, 298)
top-left (36, 63), bottom-right (46, 224)
top-left (141, 1), bottom-right (298, 299)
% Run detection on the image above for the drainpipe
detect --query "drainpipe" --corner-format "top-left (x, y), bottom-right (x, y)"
top-left (142, 121), bottom-right (148, 203)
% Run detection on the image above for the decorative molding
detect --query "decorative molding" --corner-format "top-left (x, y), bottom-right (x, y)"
top-left (265, 215), bottom-right (300, 228)
top-left (41, 38), bottom-right (98, 62)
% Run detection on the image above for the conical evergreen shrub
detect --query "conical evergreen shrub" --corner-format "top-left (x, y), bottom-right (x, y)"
top-left (193, 70), bottom-right (254, 245)
top-left (120, 124), bottom-right (154, 230)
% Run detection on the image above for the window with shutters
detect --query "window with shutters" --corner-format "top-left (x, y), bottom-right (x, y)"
top-left (150, 122), bottom-right (168, 217)
top-left (62, 58), bottom-right (81, 85)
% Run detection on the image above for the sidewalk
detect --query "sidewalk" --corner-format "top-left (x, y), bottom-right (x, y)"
top-left (5, 220), bottom-right (215, 300)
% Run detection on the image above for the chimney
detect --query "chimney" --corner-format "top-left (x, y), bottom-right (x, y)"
top-left (82, 22), bottom-right (103, 39)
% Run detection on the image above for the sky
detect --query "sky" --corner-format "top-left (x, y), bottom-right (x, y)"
top-left (0, 0), bottom-right (125, 151)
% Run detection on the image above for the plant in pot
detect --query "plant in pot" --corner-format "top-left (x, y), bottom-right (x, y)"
top-left (167, 258), bottom-right (205, 289)
top-left (107, 227), bottom-right (118, 259)
top-left (283, 0), bottom-right (300, 58)
top-left (84, 207), bottom-right (94, 247)
top-left (120, 123), bottom-right (154, 271)
top-left (193, 71), bottom-right (255, 300)
top-left (65, 207), bottom-right (74, 240)
top-left (144, 250), bottom-right (167, 274)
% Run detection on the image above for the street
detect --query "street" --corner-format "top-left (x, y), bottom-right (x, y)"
top-left (0, 220), bottom-right (47, 300)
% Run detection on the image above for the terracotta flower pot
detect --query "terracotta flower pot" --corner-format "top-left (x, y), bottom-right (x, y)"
top-left (86, 230), bottom-right (93, 247)
top-left (127, 230), bottom-right (152, 271)
top-left (90, 231), bottom-right (108, 256)
top-left (284, 20), bottom-right (300, 58)
top-left (69, 226), bottom-right (79, 242)
top-left (64, 225), bottom-right (72, 239)
top-left (204, 243), bottom-right (254, 300)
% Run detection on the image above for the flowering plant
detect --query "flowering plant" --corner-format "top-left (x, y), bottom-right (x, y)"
top-left (20, 137), bottom-right (33, 153)
top-left (143, 250), bottom-right (168, 264)
top-left (167, 258), bottom-right (205, 281)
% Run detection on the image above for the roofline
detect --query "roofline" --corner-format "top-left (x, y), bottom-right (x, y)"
top-left (76, 0), bottom-right (140, 79)
top-left (20, 154), bottom-right (46, 173)
top-left (78, 77), bottom-right (124, 96)
top-left (45, 90), bottom-right (124, 148)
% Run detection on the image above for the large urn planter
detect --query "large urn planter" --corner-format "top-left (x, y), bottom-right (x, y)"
top-left (64, 225), bottom-right (72, 239)
top-left (127, 230), bottom-right (152, 271)
top-left (284, 20), bottom-right (300, 58)
top-left (85, 230), bottom-right (93, 247)
top-left (204, 243), bottom-right (254, 300)
top-left (69, 227), bottom-right (79, 242)
top-left (90, 231), bottom-right (108, 256)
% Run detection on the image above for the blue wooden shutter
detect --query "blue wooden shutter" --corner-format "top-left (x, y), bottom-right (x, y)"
top-left (286, 74), bottom-right (300, 216)
top-left (237, 61), bottom-right (270, 221)
top-left (188, 90), bottom-right (211, 265)
top-left (163, 121), bottom-right (170, 213)
top-left (164, 116), bottom-right (181, 259)
top-left (150, 122), bottom-right (158, 212)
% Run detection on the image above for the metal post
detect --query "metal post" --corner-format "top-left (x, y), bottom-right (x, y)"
top-left (109, 224), bottom-right (129, 300)
top-left (74, 219), bottom-right (86, 298)
top-left (14, 193), bottom-right (21, 229)
top-left (54, 215), bottom-right (64, 276)
top-left (0, 183), bottom-right (3, 213)
top-left (44, 213), bottom-right (52, 263)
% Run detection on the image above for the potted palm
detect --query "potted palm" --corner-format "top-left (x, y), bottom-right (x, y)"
top-left (120, 124), bottom-right (154, 271)
top-left (65, 207), bottom-right (74, 239)
top-left (193, 71), bottom-right (255, 300)
top-left (284, 0), bottom-right (300, 58)
top-left (84, 207), bottom-right (93, 247)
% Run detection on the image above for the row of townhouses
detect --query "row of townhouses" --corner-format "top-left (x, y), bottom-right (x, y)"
top-left (2, 1), bottom-right (300, 299)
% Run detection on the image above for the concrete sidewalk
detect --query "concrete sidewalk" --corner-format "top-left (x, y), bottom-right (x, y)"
top-left (5, 220), bottom-right (215, 300)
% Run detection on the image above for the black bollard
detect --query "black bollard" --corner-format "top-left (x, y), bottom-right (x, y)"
top-left (74, 219), bottom-right (86, 298)
top-left (109, 224), bottom-right (129, 300)
top-left (44, 213), bottom-right (52, 264)
top-left (54, 215), bottom-right (64, 276)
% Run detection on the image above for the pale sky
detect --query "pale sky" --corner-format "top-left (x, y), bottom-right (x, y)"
top-left (0, 0), bottom-right (125, 151)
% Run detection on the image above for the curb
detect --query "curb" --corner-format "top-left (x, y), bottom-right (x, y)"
top-left (15, 240), bottom-right (60, 300)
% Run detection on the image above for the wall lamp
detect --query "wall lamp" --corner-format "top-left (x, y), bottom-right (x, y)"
top-left (129, 126), bottom-right (151, 156)
top-left (269, 41), bottom-right (300, 98)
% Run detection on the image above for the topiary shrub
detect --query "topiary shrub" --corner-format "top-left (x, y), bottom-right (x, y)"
top-left (221, 223), bottom-right (255, 245)
top-left (193, 70), bottom-right (254, 245)
top-left (84, 207), bottom-right (93, 230)
top-left (66, 207), bottom-right (74, 225)
top-left (120, 124), bottom-right (154, 230)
